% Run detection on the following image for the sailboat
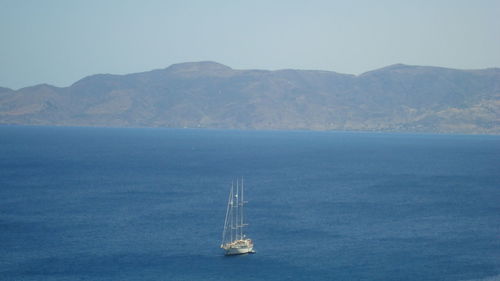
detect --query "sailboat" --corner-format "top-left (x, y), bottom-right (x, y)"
top-left (220, 178), bottom-right (255, 255)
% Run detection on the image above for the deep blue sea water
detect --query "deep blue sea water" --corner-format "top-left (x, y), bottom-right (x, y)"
top-left (0, 126), bottom-right (499, 281)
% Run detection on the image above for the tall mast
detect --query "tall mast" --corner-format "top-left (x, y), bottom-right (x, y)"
top-left (230, 181), bottom-right (234, 242)
top-left (241, 177), bottom-right (244, 239)
top-left (236, 179), bottom-right (240, 240)
top-left (222, 184), bottom-right (232, 245)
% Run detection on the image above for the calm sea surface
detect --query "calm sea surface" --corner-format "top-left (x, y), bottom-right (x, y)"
top-left (0, 126), bottom-right (499, 281)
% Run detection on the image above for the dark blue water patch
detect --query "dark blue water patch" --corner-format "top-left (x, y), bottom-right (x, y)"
top-left (4, 252), bottom-right (341, 281)
top-left (0, 126), bottom-right (499, 281)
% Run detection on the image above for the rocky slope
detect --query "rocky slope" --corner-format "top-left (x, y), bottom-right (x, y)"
top-left (1, 61), bottom-right (499, 134)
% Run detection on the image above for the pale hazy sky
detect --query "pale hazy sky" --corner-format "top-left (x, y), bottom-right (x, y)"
top-left (1, 0), bottom-right (499, 89)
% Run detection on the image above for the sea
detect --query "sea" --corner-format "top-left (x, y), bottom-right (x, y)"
top-left (0, 126), bottom-right (499, 281)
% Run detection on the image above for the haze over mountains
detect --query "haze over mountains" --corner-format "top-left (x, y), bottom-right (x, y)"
top-left (1, 61), bottom-right (499, 134)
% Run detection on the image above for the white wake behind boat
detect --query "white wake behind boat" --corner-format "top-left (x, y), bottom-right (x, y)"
top-left (220, 178), bottom-right (255, 255)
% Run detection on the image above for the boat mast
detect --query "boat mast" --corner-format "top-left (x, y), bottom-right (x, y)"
top-left (235, 179), bottom-right (240, 240)
top-left (230, 181), bottom-right (234, 243)
top-left (241, 177), bottom-right (244, 239)
top-left (223, 178), bottom-right (248, 245)
top-left (222, 184), bottom-right (232, 245)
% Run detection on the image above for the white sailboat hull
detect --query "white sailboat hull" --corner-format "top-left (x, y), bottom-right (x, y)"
top-left (221, 239), bottom-right (255, 255)
top-left (224, 246), bottom-right (254, 255)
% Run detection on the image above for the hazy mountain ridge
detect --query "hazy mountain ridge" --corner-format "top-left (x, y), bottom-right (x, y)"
top-left (1, 61), bottom-right (499, 134)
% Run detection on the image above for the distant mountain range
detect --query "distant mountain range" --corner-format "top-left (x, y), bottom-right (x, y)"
top-left (1, 61), bottom-right (499, 134)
